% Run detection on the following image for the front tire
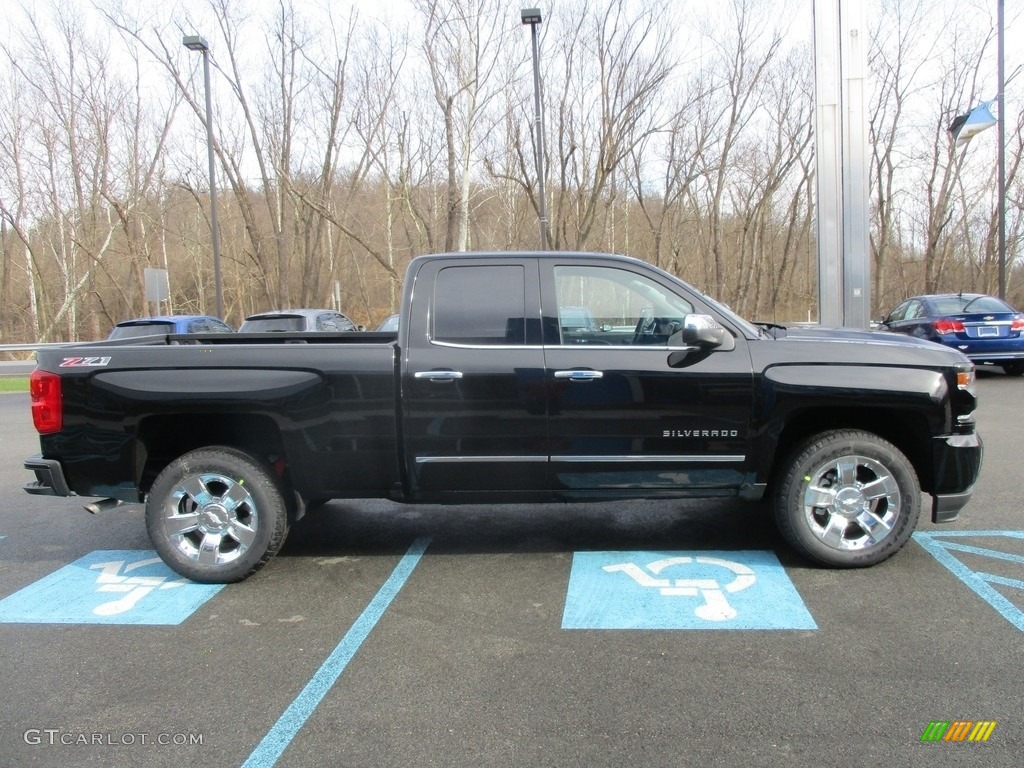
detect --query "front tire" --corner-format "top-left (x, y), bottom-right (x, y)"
top-left (775, 430), bottom-right (920, 567)
top-left (145, 446), bottom-right (290, 583)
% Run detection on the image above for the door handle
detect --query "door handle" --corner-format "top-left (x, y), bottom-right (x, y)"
top-left (413, 370), bottom-right (464, 382)
top-left (554, 370), bottom-right (604, 381)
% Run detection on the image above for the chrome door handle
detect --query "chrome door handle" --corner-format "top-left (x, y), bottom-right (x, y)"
top-left (554, 370), bottom-right (604, 381)
top-left (413, 370), bottom-right (464, 381)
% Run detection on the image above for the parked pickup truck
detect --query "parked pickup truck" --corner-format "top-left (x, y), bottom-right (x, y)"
top-left (24, 251), bottom-right (983, 583)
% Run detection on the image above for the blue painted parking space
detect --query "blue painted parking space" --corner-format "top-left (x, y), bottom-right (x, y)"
top-left (0, 549), bottom-right (224, 625)
top-left (913, 530), bottom-right (1024, 632)
top-left (562, 549), bottom-right (817, 630)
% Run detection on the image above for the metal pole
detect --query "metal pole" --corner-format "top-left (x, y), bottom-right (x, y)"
top-left (998, 0), bottom-right (1006, 299)
top-left (523, 10), bottom-right (548, 250)
top-left (201, 49), bottom-right (225, 318)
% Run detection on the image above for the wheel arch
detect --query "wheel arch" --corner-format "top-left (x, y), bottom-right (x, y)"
top-left (769, 407), bottom-right (933, 494)
top-left (136, 412), bottom-right (288, 497)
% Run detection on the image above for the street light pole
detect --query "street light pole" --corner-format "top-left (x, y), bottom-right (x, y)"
top-left (521, 9), bottom-right (548, 250)
top-left (183, 35), bottom-right (225, 319)
top-left (997, 0), bottom-right (1006, 299)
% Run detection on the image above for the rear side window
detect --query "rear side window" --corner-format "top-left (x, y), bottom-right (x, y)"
top-left (432, 265), bottom-right (526, 345)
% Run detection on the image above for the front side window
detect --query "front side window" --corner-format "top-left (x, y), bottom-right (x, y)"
top-left (432, 265), bottom-right (526, 345)
top-left (553, 265), bottom-right (694, 346)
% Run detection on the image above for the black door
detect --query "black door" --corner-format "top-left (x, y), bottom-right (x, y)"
top-left (540, 260), bottom-right (754, 499)
top-left (401, 258), bottom-right (549, 500)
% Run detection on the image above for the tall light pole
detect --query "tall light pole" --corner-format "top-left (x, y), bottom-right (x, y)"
top-left (183, 34), bottom-right (225, 319)
top-left (997, 0), bottom-right (1006, 299)
top-left (521, 8), bottom-right (548, 250)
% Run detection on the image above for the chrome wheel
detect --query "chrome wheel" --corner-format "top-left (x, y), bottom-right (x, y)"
top-left (775, 430), bottom-right (920, 567)
top-left (801, 454), bottom-right (900, 552)
top-left (146, 446), bottom-right (290, 583)
top-left (161, 472), bottom-right (259, 566)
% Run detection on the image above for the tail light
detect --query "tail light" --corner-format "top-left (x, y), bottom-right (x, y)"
top-left (932, 319), bottom-right (965, 334)
top-left (1011, 316), bottom-right (1024, 332)
top-left (30, 370), bottom-right (62, 434)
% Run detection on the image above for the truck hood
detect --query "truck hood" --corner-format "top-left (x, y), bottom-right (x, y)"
top-left (768, 324), bottom-right (971, 364)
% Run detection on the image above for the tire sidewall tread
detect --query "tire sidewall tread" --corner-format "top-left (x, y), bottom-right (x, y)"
top-left (775, 429), bottom-right (921, 568)
top-left (145, 446), bottom-right (289, 583)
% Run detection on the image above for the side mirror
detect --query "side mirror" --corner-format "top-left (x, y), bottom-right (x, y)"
top-left (667, 314), bottom-right (734, 367)
top-left (674, 314), bottom-right (735, 351)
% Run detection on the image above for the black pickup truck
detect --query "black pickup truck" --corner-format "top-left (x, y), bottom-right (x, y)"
top-left (24, 251), bottom-right (983, 582)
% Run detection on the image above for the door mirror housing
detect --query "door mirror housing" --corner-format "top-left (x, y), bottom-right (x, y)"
top-left (667, 315), bottom-right (734, 367)
top-left (669, 314), bottom-right (735, 351)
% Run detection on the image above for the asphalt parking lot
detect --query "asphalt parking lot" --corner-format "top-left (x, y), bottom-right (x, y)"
top-left (0, 370), bottom-right (1021, 768)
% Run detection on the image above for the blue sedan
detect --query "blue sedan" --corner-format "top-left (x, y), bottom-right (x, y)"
top-left (879, 293), bottom-right (1024, 375)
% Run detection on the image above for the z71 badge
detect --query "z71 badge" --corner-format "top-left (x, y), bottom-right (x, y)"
top-left (59, 356), bottom-right (112, 367)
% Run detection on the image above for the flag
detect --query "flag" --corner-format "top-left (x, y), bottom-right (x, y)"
top-left (949, 101), bottom-right (997, 146)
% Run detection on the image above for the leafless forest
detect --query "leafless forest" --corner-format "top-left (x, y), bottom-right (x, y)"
top-left (0, 0), bottom-right (1021, 342)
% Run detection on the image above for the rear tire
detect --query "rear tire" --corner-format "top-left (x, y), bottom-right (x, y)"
top-left (145, 446), bottom-right (290, 583)
top-left (775, 430), bottom-right (920, 567)
top-left (1001, 361), bottom-right (1024, 376)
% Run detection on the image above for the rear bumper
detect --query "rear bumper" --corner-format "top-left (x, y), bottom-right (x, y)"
top-left (929, 433), bottom-right (983, 523)
top-left (23, 455), bottom-right (73, 497)
top-left (965, 351), bottom-right (1024, 363)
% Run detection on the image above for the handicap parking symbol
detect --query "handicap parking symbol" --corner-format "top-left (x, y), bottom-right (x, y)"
top-left (0, 550), bottom-right (224, 625)
top-left (562, 550), bottom-right (817, 630)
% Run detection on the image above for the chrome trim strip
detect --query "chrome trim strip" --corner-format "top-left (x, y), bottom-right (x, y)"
top-left (547, 345), bottom-right (696, 351)
top-left (416, 455), bottom-right (548, 464)
top-left (551, 455), bottom-right (744, 463)
top-left (415, 454), bottom-right (744, 464)
top-left (428, 339), bottom-right (696, 351)
top-left (431, 340), bottom-right (545, 350)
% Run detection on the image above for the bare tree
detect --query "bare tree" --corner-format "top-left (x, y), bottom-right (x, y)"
top-left (543, 0), bottom-right (677, 251)
top-left (2, 1), bottom-right (173, 340)
top-left (917, 21), bottom-right (994, 293)
top-left (868, 0), bottom-right (930, 310)
top-left (413, 0), bottom-right (509, 252)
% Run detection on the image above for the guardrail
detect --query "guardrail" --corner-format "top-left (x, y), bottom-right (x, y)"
top-left (0, 343), bottom-right (76, 353)
top-left (0, 343), bottom-right (70, 378)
